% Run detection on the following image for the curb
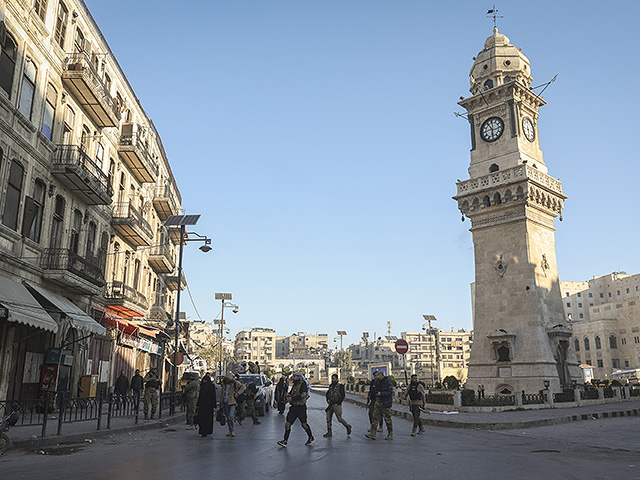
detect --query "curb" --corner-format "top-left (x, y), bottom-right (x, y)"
top-left (10, 413), bottom-right (186, 451)
top-left (339, 393), bottom-right (640, 430)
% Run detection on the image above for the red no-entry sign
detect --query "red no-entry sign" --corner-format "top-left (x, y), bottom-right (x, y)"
top-left (395, 339), bottom-right (409, 355)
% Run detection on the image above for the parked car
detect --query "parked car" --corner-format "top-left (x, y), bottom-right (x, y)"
top-left (238, 374), bottom-right (273, 416)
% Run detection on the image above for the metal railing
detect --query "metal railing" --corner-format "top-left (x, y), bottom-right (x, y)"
top-left (426, 392), bottom-right (454, 405)
top-left (63, 52), bottom-right (121, 122)
top-left (553, 391), bottom-right (575, 403)
top-left (148, 244), bottom-right (176, 270)
top-left (119, 126), bottom-right (159, 178)
top-left (111, 201), bottom-right (153, 240)
top-left (41, 248), bottom-right (106, 287)
top-left (463, 394), bottom-right (517, 407)
top-left (105, 281), bottom-right (149, 310)
top-left (580, 389), bottom-right (599, 400)
top-left (523, 393), bottom-right (546, 405)
top-left (1, 390), bottom-right (183, 438)
top-left (53, 145), bottom-right (113, 197)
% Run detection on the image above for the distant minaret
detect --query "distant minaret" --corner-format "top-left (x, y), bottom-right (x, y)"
top-left (453, 28), bottom-right (581, 394)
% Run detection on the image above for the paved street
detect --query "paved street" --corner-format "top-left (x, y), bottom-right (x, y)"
top-left (1, 393), bottom-right (638, 480)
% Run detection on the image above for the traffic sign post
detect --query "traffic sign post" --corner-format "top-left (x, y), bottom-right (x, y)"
top-left (395, 339), bottom-right (409, 386)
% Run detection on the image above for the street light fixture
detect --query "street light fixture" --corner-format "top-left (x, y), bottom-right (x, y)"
top-left (214, 293), bottom-right (238, 375)
top-left (164, 214), bottom-right (212, 416)
top-left (422, 314), bottom-right (438, 388)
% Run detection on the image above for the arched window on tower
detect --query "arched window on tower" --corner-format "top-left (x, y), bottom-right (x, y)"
top-left (497, 345), bottom-right (510, 362)
top-left (584, 337), bottom-right (590, 351)
top-left (595, 336), bottom-right (601, 350)
top-left (484, 79), bottom-right (494, 90)
top-left (504, 190), bottom-right (512, 202)
top-left (489, 163), bottom-right (499, 173)
top-left (483, 195), bottom-right (491, 207)
top-left (574, 339), bottom-right (580, 352)
top-left (0, 33), bottom-right (18, 98)
top-left (493, 192), bottom-right (502, 205)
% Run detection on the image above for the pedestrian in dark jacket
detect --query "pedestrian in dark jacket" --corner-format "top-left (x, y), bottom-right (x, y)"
top-left (197, 374), bottom-right (216, 437)
top-left (130, 369), bottom-right (143, 411)
top-left (323, 374), bottom-right (351, 437)
top-left (274, 376), bottom-right (288, 414)
top-left (365, 371), bottom-right (393, 440)
top-left (114, 370), bottom-right (129, 410)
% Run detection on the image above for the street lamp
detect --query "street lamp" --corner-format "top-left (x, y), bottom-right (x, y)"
top-left (165, 214), bottom-right (212, 416)
top-left (422, 315), bottom-right (438, 388)
top-left (214, 293), bottom-right (238, 376)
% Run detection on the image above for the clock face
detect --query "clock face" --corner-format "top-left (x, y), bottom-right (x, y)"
top-left (522, 117), bottom-right (535, 142)
top-left (480, 117), bottom-right (504, 142)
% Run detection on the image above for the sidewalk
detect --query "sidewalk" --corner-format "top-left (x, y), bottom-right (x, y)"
top-left (339, 391), bottom-right (640, 430)
top-left (6, 412), bottom-right (186, 451)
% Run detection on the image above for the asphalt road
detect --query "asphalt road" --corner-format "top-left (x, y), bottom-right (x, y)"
top-left (1, 393), bottom-right (638, 480)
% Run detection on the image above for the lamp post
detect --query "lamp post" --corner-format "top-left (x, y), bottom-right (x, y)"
top-left (337, 330), bottom-right (347, 380)
top-left (214, 293), bottom-right (238, 376)
top-left (422, 315), bottom-right (438, 388)
top-left (165, 215), bottom-right (212, 416)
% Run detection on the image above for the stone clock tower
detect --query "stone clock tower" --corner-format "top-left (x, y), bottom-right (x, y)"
top-left (454, 28), bottom-right (580, 394)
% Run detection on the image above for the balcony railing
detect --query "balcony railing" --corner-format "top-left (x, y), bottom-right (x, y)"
top-left (41, 248), bottom-right (106, 287)
top-left (105, 282), bottom-right (149, 311)
top-left (62, 52), bottom-right (121, 127)
top-left (153, 184), bottom-right (179, 221)
top-left (111, 202), bottom-right (153, 246)
top-left (118, 124), bottom-right (159, 183)
top-left (52, 145), bottom-right (113, 205)
top-left (148, 244), bottom-right (176, 273)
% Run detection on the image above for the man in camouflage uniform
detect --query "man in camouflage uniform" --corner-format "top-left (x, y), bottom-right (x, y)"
top-left (240, 382), bottom-right (261, 425)
top-left (184, 373), bottom-right (200, 429)
top-left (323, 374), bottom-right (351, 437)
top-left (277, 372), bottom-right (314, 447)
top-left (365, 370), bottom-right (393, 440)
top-left (143, 367), bottom-right (160, 420)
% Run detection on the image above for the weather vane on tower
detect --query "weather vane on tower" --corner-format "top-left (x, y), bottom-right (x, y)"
top-left (487, 5), bottom-right (503, 29)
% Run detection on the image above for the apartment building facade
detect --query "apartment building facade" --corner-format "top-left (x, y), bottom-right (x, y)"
top-left (0, 0), bottom-right (183, 401)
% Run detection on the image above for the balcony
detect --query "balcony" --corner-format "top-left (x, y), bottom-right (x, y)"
top-left (153, 184), bottom-right (180, 221)
top-left (118, 124), bottom-right (159, 183)
top-left (164, 272), bottom-right (186, 291)
top-left (105, 281), bottom-right (149, 317)
top-left (40, 248), bottom-right (106, 295)
top-left (62, 53), bottom-right (121, 128)
top-left (51, 145), bottom-right (113, 205)
top-left (111, 202), bottom-right (153, 247)
top-left (166, 226), bottom-right (184, 245)
top-left (148, 244), bottom-right (176, 274)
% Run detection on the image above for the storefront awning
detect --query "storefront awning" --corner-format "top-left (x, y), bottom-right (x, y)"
top-left (26, 284), bottom-right (106, 335)
top-left (102, 313), bottom-right (138, 336)
top-left (137, 325), bottom-right (157, 338)
top-left (0, 275), bottom-right (58, 333)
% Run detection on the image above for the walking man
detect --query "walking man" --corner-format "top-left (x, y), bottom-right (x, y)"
top-left (365, 370), bottom-right (393, 440)
top-left (114, 370), bottom-right (129, 411)
top-left (184, 373), bottom-right (200, 429)
top-left (220, 373), bottom-right (246, 437)
top-left (323, 374), bottom-right (351, 437)
top-left (402, 374), bottom-right (426, 436)
top-left (277, 372), bottom-right (314, 448)
top-left (241, 382), bottom-right (261, 425)
top-left (131, 369), bottom-right (143, 411)
top-left (143, 367), bottom-right (160, 420)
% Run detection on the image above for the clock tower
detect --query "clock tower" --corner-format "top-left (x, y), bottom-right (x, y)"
top-left (454, 28), bottom-right (581, 394)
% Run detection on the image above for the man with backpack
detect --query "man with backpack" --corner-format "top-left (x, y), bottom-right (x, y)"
top-left (402, 374), bottom-right (426, 436)
top-left (323, 374), bottom-right (351, 437)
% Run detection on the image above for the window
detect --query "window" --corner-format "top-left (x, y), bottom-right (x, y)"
top-left (626, 288), bottom-right (630, 294)
top-left (600, 293), bottom-right (604, 298)
top-left (18, 58), bottom-right (37, 120)
top-left (574, 339), bottom-right (580, 352)
top-left (625, 360), bottom-right (630, 368)
top-left (609, 335), bottom-right (617, 349)
top-left (23, 180), bottom-right (46, 242)
top-left (578, 303), bottom-right (582, 308)
top-left (612, 359), bottom-right (620, 369)
top-left (579, 313), bottom-right (584, 319)
top-left (595, 336), bottom-right (601, 350)
top-left (484, 79), bottom-right (494, 89)
top-left (635, 337), bottom-right (640, 344)
top-left (41, 84), bottom-right (57, 140)
top-left (597, 359), bottom-right (603, 368)
top-left (608, 292), bottom-right (612, 297)
top-left (74, 27), bottom-right (85, 53)
top-left (80, 125), bottom-right (90, 152)
top-left (104, 73), bottom-right (111, 94)
top-left (34, 0), bottom-right (48, 21)
top-left (49, 195), bottom-right (65, 248)
top-left (584, 338), bottom-right (590, 351)
top-left (621, 338), bottom-right (627, 346)
top-left (566, 302), bottom-right (571, 307)
top-left (85, 221), bottom-right (96, 262)
top-left (70, 209), bottom-right (82, 254)
top-left (617, 290), bottom-right (621, 295)
top-left (489, 163), bottom-right (499, 173)
top-left (565, 292), bottom-right (570, 297)
top-left (54, 2), bottom-right (69, 49)
top-left (588, 293), bottom-right (593, 297)
top-left (95, 143), bottom-right (104, 169)
top-left (132, 259), bottom-right (141, 290)
top-left (577, 293), bottom-right (581, 297)
top-left (0, 33), bottom-right (17, 98)
top-left (2, 160), bottom-right (24, 230)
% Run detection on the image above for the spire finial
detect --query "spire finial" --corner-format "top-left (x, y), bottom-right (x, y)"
top-left (487, 5), bottom-right (503, 30)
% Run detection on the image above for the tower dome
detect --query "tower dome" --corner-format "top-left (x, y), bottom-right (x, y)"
top-left (469, 28), bottom-right (532, 95)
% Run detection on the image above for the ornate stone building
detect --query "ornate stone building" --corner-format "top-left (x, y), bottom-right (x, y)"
top-left (453, 28), bottom-right (580, 394)
top-left (0, 0), bottom-right (183, 401)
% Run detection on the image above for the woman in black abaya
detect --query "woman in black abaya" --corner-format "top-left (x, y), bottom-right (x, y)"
top-left (197, 374), bottom-right (217, 437)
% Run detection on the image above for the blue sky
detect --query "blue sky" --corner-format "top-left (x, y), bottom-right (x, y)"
top-left (86, 1), bottom-right (640, 347)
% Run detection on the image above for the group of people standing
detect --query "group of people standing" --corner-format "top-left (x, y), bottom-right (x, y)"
top-left (113, 367), bottom-right (162, 420)
top-left (179, 369), bottom-right (429, 447)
